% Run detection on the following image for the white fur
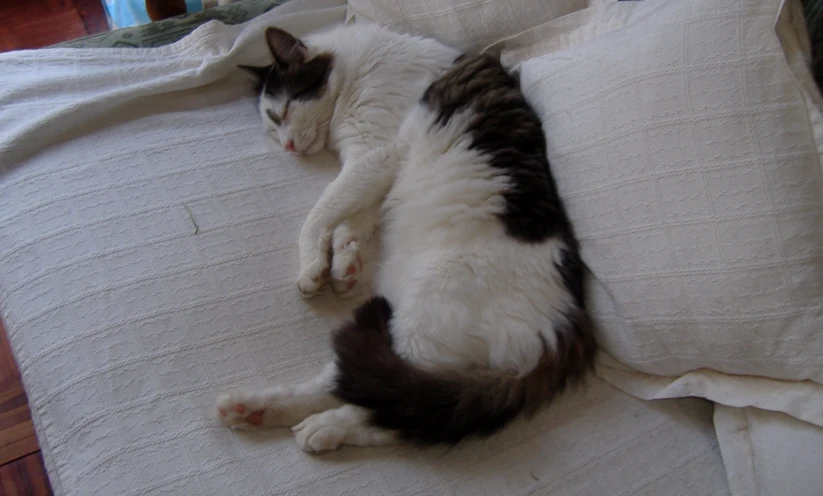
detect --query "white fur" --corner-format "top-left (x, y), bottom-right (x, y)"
top-left (380, 108), bottom-right (571, 373)
top-left (257, 24), bottom-right (459, 297)
top-left (218, 24), bottom-right (574, 454)
top-left (216, 363), bottom-right (340, 430)
top-left (292, 405), bottom-right (395, 454)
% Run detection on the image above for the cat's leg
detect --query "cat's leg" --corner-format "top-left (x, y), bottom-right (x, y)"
top-left (216, 363), bottom-right (341, 430)
top-left (329, 206), bottom-right (379, 298)
top-left (292, 404), bottom-right (396, 454)
top-left (297, 144), bottom-right (399, 298)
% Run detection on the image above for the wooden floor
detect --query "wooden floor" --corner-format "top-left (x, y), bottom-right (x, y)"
top-left (0, 2), bottom-right (107, 493)
top-left (0, 324), bottom-right (52, 496)
top-left (0, 0), bottom-right (108, 53)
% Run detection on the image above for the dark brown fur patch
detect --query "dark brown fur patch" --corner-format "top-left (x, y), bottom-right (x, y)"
top-left (262, 54), bottom-right (333, 101)
top-left (330, 53), bottom-right (596, 446)
top-left (331, 297), bottom-right (597, 446)
top-left (422, 53), bottom-right (573, 245)
top-left (239, 27), bottom-right (333, 102)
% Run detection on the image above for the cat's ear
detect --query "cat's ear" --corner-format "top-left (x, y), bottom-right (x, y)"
top-left (292, 54), bottom-right (333, 99)
top-left (237, 64), bottom-right (271, 83)
top-left (265, 27), bottom-right (307, 67)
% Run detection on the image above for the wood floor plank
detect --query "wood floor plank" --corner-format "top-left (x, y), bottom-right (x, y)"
top-left (0, 381), bottom-right (32, 429)
top-left (1, 318), bottom-right (45, 469)
top-left (0, 452), bottom-right (53, 496)
top-left (0, 422), bottom-right (39, 466)
top-left (73, 0), bottom-right (109, 35)
top-left (0, 309), bottom-right (50, 487)
top-left (0, 377), bottom-right (39, 466)
top-left (1, 318), bottom-right (20, 382)
top-left (12, 9), bottom-right (88, 50)
top-left (0, 0), bottom-right (94, 52)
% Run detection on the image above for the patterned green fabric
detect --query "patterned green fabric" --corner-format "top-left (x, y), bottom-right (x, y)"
top-left (54, 0), bottom-right (287, 49)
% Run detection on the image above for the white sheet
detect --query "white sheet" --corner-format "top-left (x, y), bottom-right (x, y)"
top-left (715, 405), bottom-right (823, 496)
top-left (0, 2), bottom-right (729, 495)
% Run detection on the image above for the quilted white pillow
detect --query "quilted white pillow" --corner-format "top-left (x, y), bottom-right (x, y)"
top-left (507, 0), bottom-right (823, 417)
top-left (346, 0), bottom-right (587, 51)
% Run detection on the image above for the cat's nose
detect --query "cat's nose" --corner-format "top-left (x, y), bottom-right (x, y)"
top-left (285, 140), bottom-right (296, 152)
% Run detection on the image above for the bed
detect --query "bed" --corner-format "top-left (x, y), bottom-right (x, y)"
top-left (1, 0), bottom-right (822, 494)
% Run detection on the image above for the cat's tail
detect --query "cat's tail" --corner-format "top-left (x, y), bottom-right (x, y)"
top-left (331, 296), bottom-right (596, 446)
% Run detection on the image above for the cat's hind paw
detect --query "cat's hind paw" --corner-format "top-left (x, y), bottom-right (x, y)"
top-left (216, 390), bottom-right (302, 430)
top-left (330, 238), bottom-right (363, 299)
top-left (291, 411), bottom-right (346, 454)
top-left (216, 392), bottom-right (269, 430)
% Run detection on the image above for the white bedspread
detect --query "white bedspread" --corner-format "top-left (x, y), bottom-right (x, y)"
top-left (0, 1), bottom-right (729, 494)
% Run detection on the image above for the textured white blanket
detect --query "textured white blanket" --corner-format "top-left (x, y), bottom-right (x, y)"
top-left (0, 1), bottom-right (729, 494)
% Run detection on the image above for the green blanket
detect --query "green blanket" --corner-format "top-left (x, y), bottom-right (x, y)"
top-left (54, 0), bottom-right (287, 48)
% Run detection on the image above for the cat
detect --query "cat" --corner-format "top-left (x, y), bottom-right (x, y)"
top-left (216, 25), bottom-right (596, 454)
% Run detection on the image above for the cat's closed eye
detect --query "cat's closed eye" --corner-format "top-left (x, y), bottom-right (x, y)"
top-left (282, 102), bottom-right (290, 122)
top-left (266, 109), bottom-right (282, 126)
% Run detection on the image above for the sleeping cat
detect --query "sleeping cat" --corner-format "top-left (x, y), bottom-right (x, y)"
top-left (216, 25), bottom-right (596, 453)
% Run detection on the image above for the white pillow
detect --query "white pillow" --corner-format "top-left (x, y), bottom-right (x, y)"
top-left (346, 0), bottom-right (588, 51)
top-left (507, 0), bottom-right (823, 419)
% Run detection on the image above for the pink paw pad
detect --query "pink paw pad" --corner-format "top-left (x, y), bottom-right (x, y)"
top-left (246, 410), bottom-right (265, 425)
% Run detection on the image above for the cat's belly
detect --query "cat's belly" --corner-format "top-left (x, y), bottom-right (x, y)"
top-left (375, 115), bottom-right (576, 371)
top-left (374, 228), bottom-right (573, 372)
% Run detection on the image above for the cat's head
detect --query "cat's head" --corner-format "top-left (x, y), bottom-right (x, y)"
top-left (240, 27), bottom-right (335, 155)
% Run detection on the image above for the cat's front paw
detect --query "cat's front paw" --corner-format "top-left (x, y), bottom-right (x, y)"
top-left (296, 259), bottom-right (330, 299)
top-left (291, 411), bottom-right (346, 454)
